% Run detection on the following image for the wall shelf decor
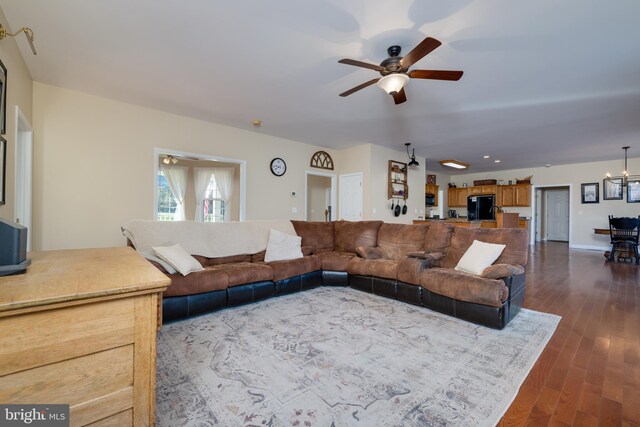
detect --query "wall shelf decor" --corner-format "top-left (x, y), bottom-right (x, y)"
top-left (388, 160), bottom-right (408, 200)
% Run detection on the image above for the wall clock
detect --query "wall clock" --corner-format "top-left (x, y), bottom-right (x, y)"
top-left (270, 158), bottom-right (286, 176)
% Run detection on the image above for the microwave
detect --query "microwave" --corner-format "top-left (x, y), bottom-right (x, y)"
top-left (425, 193), bottom-right (436, 206)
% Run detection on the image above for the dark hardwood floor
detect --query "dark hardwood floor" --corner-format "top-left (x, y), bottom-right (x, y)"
top-left (498, 242), bottom-right (640, 426)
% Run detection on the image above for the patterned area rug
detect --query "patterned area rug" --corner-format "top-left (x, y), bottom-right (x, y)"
top-left (157, 287), bottom-right (560, 426)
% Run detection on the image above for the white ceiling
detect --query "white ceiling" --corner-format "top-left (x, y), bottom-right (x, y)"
top-left (3, 0), bottom-right (640, 174)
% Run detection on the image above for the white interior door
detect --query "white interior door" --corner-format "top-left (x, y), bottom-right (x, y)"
top-left (546, 189), bottom-right (569, 241)
top-left (14, 106), bottom-right (33, 250)
top-left (339, 173), bottom-right (363, 221)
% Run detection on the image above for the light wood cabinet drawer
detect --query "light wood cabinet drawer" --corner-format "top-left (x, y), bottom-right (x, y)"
top-left (0, 298), bottom-right (135, 376)
top-left (0, 345), bottom-right (133, 406)
top-left (85, 409), bottom-right (133, 427)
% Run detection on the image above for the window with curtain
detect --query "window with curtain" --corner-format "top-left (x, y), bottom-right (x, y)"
top-left (203, 174), bottom-right (226, 222)
top-left (157, 165), bottom-right (188, 221)
top-left (157, 170), bottom-right (177, 221)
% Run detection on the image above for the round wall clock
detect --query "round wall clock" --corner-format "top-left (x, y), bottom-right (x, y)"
top-left (270, 158), bottom-right (287, 176)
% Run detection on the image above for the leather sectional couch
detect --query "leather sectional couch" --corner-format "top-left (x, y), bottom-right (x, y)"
top-left (126, 220), bottom-right (529, 329)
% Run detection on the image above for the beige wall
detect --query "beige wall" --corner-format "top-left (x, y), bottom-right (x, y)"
top-left (450, 159), bottom-right (640, 249)
top-left (0, 8), bottom-right (33, 222)
top-left (32, 82), bottom-right (341, 250)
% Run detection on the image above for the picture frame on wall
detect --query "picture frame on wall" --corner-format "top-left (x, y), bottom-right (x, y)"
top-left (0, 137), bottom-right (6, 205)
top-left (627, 180), bottom-right (640, 203)
top-left (603, 178), bottom-right (623, 200)
top-left (581, 182), bottom-right (599, 204)
top-left (0, 59), bottom-right (6, 135)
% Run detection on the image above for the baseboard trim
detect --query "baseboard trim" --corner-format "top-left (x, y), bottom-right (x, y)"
top-left (569, 244), bottom-right (609, 251)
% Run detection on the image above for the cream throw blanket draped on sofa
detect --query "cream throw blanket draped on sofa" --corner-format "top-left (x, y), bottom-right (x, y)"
top-left (122, 220), bottom-right (296, 258)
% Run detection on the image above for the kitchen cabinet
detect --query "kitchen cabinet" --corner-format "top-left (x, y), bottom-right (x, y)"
top-left (425, 184), bottom-right (439, 206)
top-left (496, 184), bottom-right (531, 207)
top-left (468, 185), bottom-right (497, 196)
top-left (448, 184), bottom-right (531, 208)
top-left (413, 219), bottom-right (530, 230)
top-left (515, 185), bottom-right (531, 206)
top-left (447, 187), bottom-right (469, 207)
top-left (500, 186), bottom-right (515, 206)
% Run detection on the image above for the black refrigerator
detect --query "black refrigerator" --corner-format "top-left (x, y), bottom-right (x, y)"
top-left (467, 195), bottom-right (495, 220)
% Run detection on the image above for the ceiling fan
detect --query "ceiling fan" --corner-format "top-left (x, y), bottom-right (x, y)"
top-left (338, 37), bottom-right (463, 105)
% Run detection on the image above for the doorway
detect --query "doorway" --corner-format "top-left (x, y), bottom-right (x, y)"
top-left (305, 171), bottom-right (336, 221)
top-left (14, 106), bottom-right (33, 250)
top-left (533, 185), bottom-right (570, 243)
top-left (339, 172), bottom-right (363, 221)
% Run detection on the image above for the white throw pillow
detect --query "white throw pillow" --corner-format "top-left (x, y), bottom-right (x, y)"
top-left (454, 240), bottom-right (506, 276)
top-left (264, 229), bottom-right (303, 263)
top-left (139, 249), bottom-right (178, 274)
top-left (153, 243), bottom-right (204, 276)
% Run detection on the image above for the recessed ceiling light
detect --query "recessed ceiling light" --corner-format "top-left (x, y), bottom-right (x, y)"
top-left (252, 119), bottom-right (262, 127)
top-left (545, 164), bottom-right (551, 168)
top-left (494, 160), bottom-right (501, 163)
top-left (439, 159), bottom-right (470, 169)
top-left (483, 155), bottom-right (490, 159)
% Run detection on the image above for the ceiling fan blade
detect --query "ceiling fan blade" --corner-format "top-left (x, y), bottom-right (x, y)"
top-left (392, 88), bottom-right (407, 105)
top-left (338, 58), bottom-right (384, 72)
top-left (408, 69), bottom-right (464, 81)
top-left (400, 37), bottom-right (442, 68)
top-left (339, 78), bottom-right (380, 97)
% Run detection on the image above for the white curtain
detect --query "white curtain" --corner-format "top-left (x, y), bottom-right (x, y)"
top-left (161, 165), bottom-right (188, 221)
top-left (194, 168), bottom-right (215, 221)
top-left (213, 167), bottom-right (235, 221)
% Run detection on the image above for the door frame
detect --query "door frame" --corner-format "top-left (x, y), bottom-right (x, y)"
top-left (531, 184), bottom-right (572, 246)
top-left (339, 172), bottom-right (363, 221)
top-left (153, 148), bottom-right (247, 221)
top-left (14, 105), bottom-right (33, 250)
top-left (304, 170), bottom-right (336, 221)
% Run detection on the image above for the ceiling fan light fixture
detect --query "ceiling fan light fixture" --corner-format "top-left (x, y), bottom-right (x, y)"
top-left (377, 73), bottom-right (409, 95)
top-left (162, 155), bottom-right (178, 165)
top-left (439, 159), bottom-right (469, 169)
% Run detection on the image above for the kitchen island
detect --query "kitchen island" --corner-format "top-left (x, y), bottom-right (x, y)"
top-left (414, 217), bottom-right (530, 230)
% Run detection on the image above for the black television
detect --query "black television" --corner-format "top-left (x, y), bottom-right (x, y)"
top-left (0, 219), bottom-right (30, 276)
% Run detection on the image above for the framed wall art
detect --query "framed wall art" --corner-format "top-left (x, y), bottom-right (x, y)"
top-left (581, 182), bottom-right (599, 204)
top-left (0, 59), bottom-right (6, 135)
top-left (603, 178), bottom-right (623, 200)
top-left (0, 137), bottom-right (5, 205)
top-left (627, 180), bottom-right (640, 203)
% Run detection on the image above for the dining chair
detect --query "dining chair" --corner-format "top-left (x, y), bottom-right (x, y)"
top-left (608, 215), bottom-right (640, 264)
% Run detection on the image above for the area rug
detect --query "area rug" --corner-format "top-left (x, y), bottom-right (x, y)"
top-left (156, 287), bottom-right (560, 426)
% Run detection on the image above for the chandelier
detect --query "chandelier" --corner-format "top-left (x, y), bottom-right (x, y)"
top-left (605, 146), bottom-right (639, 187)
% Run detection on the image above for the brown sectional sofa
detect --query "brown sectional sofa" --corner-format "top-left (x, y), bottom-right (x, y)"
top-left (135, 220), bottom-right (528, 329)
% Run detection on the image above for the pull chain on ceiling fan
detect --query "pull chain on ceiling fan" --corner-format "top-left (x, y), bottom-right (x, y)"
top-left (338, 36), bottom-right (463, 105)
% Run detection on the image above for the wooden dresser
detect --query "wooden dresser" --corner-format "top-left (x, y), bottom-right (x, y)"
top-left (0, 247), bottom-right (170, 426)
